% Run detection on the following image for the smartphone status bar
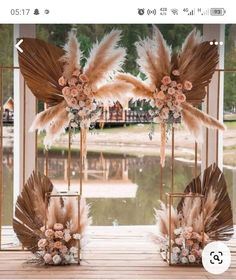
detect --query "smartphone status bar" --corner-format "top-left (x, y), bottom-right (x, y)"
top-left (0, 2), bottom-right (234, 24)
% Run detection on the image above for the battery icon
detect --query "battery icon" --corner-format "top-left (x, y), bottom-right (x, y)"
top-left (210, 8), bottom-right (226, 16)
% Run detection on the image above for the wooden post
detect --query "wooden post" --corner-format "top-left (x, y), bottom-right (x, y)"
top-left (202, 25), bottom-right (225, 171)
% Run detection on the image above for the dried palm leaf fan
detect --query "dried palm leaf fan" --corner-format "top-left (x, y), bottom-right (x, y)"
top-left (117, 27), bottom-right (225, 166)
top-left (13, 171), bottom-right (91, 253)
top-left (177, 163), bottom-right (234, 241)
top-left (18, 30), bottom-right (131, 157)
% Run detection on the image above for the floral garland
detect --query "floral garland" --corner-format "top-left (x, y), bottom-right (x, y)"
top-left (35, 223), bottom-right (80, 265)
top-left (58, 69), bottom-right (101, 129)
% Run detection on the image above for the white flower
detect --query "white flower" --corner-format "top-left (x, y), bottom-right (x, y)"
top-left (73, 233), bottom-right (81, 240)
top-left (52, 254), bottom-right (62, 265)
top-left (43, 253), bottom-right (52, 264)
top-left (174, 228), bottom-right (182, 235)
top-left (188, 254), bottom-right (196, 263)
top-left (64, 254), bottom-right (72, 263)
top-left (79, 101), bottom-right (85, 107)
top-left (172, 246), bottom-right (181, 254)
top-left (64, 233), bottom-right (72, 242)
top-left (181, 256), bottom-right (188, 264)
top-left (70, 246), bottom-right (78, 254)
top-left (150, 99), bottom-right (155, 107)
top-left (171, 253), bottom-right (179, 264)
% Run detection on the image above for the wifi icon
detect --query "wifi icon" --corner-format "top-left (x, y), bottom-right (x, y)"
top-left (171, 8), bottom-right (178, 15)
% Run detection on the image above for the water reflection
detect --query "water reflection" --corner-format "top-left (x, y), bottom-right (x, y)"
top-left (2, 149), bottom-right (236, 226)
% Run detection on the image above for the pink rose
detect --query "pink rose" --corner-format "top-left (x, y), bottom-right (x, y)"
top-left (53, 223), bottom-right (64, 231)
top-left (45, 229), bottom-right (54, 238)
top-left (161, 76), bottom-right (171, 86)
top-left (172, 69), bottom-right (180, 76)
top-left (155, 99), bottom-right (164, 108)
top-left (175, 237), bottom-right (183, 246)
top-left (54, 231), bottom-right (64, 239)
top-left (184, 80), bottom-right (193, 91)
top-left (77, 84), bottom-right (83, 92)
top-left (70, 88), bottom-right (79, 97)
top-left (183, 232), bottom-right (192, 240)
top-left (168, 87), bottom-right (176, 95)
top-left (192, 243), bottom-right (200, 250)
top-left (72, 69), bottom-right (81, 77)
top-left (62, 86), bottom-right (70, 97)
top-left (54, 241), bottom-right (63, 249)
top-left (170, 81), bottom-right (177, 87)
top-left (181, 248), bottom-right (189, 257)
top-left (68, 77), bottom-right (78, 86)
top-left (64, 233), bottom-right (71, 242)
top-left (175, 93), bottom-right (186, 103)
top-left (156, 91), bottom-right (166, 100)
top-left (79, 73), bottom-right (89, 83)
top-left (60, 245), bottom-right (68, 254)
top-left (160, 109), bottom-right (169, 120)
top-left (186, 239), bottom-right (194, 247)
top-left (191, 248), bottom-right (200, 257)
top-left (160, 84), bottom-right (168, 91)
top-left (43, 253), bottom-right (52, 264)
top-left (186, 227), bottom-right (193, 233)
top-left (165, 95), bottom-right (172, 102)
top-left (58, 76), bottom-right (66, 86)
top-left (177, 83), bottom-right (183, 90)
top-left (68, 97), bottom-right (78, 107)
top-left (38, 238), bottom-right (47, 248)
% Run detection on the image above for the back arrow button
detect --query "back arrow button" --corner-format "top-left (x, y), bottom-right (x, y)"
top-left (15, 39), bottom-right (24, 53)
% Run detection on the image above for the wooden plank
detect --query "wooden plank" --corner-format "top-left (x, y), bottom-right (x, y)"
top-left (0, 226), bottom-right (235, 279)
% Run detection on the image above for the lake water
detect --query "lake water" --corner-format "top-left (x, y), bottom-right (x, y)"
top-left (2, 148), bottom-right (235, 226)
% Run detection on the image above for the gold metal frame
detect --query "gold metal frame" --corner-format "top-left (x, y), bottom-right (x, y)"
top-left (0, 66), bottom-right (235, 251)
top-left (45, 191), bottom-right (81, 265)
top-left (165, 192), bottom-right (205, 266)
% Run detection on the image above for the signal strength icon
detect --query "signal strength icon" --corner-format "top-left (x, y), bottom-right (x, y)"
top-left (171, 8), bottom-right (178, 15)
top-left (197, 8), bottom-right (209, 15)
top-left (188, 9), bottom-right (195, 15)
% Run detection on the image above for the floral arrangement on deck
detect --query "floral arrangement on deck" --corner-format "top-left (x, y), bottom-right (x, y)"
top-left (13, 171), bottom-right (92, 266)
top-left (117, 27), bottom-right (225, 167)
top-left (168, 226), bottom-right (206, 265)
top-left (152, 164), bottom-right (234, 266)
top-left (36, 223), bottom-right (80, 265)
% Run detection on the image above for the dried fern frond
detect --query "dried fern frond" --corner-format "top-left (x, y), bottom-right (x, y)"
top-left (135, 37), bottom-right (159, 87)
top-left (153, 26), bottom-right (171, 79)
top-left (154, 201), bottom-right (179, 240)
top-left (60, 32), bottom-right (81, 80)
top-left (181, 108), bottom-right (202, 141)
top-left (177, 164), bottom-right (234, 241)
top-left (29, 101), bottom-right (67, 132)
top-left (116, 73), bottom-right (153, 100)
top-left (84, 30), bottom-right (126, 86)
top-left (13, 171), bottom-right (53, 252)
top-left (181, 102), bottom-right (226, 131)
top-left (18, 38), bottom-right (64, 107)
top-left (178, 32), bottom-right (219, 105)
top-left (43, 108), bottom-right (70, 149)
top-left (95, 81), bottom-right (133, 104)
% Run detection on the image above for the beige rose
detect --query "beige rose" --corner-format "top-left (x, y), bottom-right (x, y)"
top-left (43, 253), bottom-right (52, 264)
top-left (37, 238), bottom-right (47, 248)
top-left (184, 80), bottom-right (193, 91)
top-left (54, 231), bottom-right (64, 239)
top-left (45, 229), bottom-right (54, 238)
top-left (161, 75), bottom-right (171, 86)
top-left (58, 76), bottom-right (66, 86)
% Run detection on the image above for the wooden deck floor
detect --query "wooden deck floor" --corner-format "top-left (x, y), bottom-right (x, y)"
top-left (0, 226), bottom-right (236, 279)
